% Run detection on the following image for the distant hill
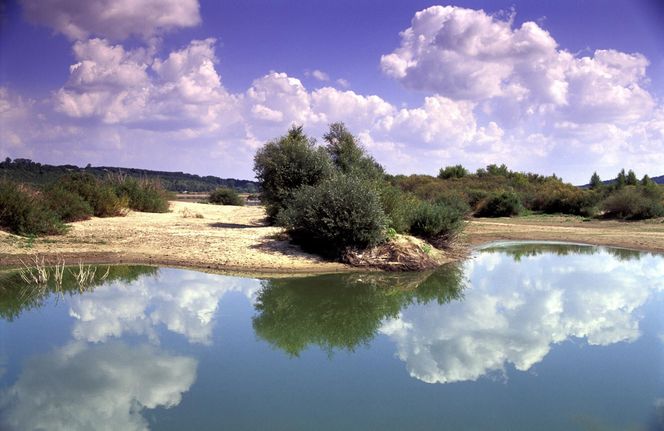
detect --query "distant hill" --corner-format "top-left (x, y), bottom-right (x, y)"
top-left (0, 158), bottom-right (258, 193)
top-left (653, 175), bottom-right (664, 185)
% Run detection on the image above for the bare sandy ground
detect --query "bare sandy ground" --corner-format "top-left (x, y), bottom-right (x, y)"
top-left (0, 201), bottom-right (349, 274)
top-left (464, 215), bottom-right (664, 253)
top-left (1, 203), bottom-right (663, 274)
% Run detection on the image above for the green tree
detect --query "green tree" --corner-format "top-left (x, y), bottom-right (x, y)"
top-left (641, 174), bottom-right (655, 187)
top-left (323, 122), bottom-right (384, 180)
top-left (616, 169), bottom-right (627, 189)
top-left (253, 126), bottom-right (333, 220)
top-left (626, 169), bottom-right (638, 186)
top-left (589, 172), bottom-right (602, 189)
top-left (438, 164), bottom-right (468, 179)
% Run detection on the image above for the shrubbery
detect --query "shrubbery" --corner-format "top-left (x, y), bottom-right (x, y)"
top-left (56, 173), bottom-right (126, 217)
top-left (44, 185), bottom-right (93, 222)
top-left (111, 176), bottom-right (171, 212)
top-left (409, 200), bottom-right (465, 242)
top-left (209, 187), bottom-right (245, 206)
top-left (278, 175), bottom-right (387, 256)
top-left (0, 180), bottom-right (65, 236)
top-left (254, 126), bottom-right (333, 220)
top-left (601, 187), bottom-right (664, 220)
top-left (379, 183), bottom-right (417, 233)
top-left (476, 191), bottom-right (523, 217)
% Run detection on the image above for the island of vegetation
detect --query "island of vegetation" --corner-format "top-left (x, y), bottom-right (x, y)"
top-left (1, 122), bottom-right (663, 273)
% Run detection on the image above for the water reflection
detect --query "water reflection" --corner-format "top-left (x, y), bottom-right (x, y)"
top-left (381, 245), bottom-right (664, 383)
top-left (252, 268), bottom-right (465, 356)
top-left (1, 341), bottom-right (196, 431)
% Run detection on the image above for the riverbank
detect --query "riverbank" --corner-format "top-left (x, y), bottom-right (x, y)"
top-left (1, 202), bottom-right (663, 273)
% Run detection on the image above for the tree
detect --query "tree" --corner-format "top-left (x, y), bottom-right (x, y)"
top-left (589, 172), bottom-right (602, 189)
top-left (616, 169), bottom-right (627, 189)
top-left (626, 169), bottom-right (638, 186)
top-left (641, 174), bottom-right (654, 187)
top-left (438, 164), bottom-right (468, 179)
top-left (323, 122), bottom-right (384, 181)
top-left (253, 125), bottom-right (333, 220)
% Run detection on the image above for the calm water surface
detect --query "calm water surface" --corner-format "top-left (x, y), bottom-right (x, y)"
top-left (0, 243), bottom-right (662, 430)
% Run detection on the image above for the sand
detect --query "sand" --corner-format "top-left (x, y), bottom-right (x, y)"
top-left (1, 203), bottom-right (663, 274)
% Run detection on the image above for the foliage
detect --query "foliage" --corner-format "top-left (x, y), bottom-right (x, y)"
top-left (378, 183), bottom-right (418, 233)
top-left (476, 191), bottom-right (523, 217)
top-left (324, 122), bottom-right (384, 181)
top-left (527, 180), bottom-right (599, 216)
top-left (589, 172), bottom-right (603, 190)
top-left (43, 185), bottom-right (93, 222)
top-left (601, 187), bottom-right (664, 220)
top-left (110, 175), bottom-right (171, 212)
top-left (253, 125), bottom-right (333, 220)
top-left (278, 175), bottom-right (387, 256)
top-left (409, 199), bottom-right (465, 242)
top-left (438, 164), bottom-right (468, 179)
top-left (56, 173), bottom-right (126, 217)
top-left (0, 158), bottom-right (258, 193)
top-left (209, 187), bottom-right (245, 206)
top-left (0, 180), bottom-right (66, 236)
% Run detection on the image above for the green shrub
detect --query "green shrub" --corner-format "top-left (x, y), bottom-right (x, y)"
top-left (278, 175), bottom-right (387, 256)
top-left (209, 187), bottom-right (245, 206)
top-left (438, 165), bottom-right (468, 179)
top-left (476, 191), bottom-right (523, 217)
top-left (56, 173), bottom-right (126, 217)
top-left (528, 183), bottom-right (599, 216)
top-left (44, 185), bottom-right (93, 222)
top-left (601, 188), bottom-right (664, 220)
top-left (112, 176), bottom-right (170, 212)
top-left (254, 126), bottom-right (333, 220)
top-left (324, 122), bottom-right (384, 181)
top-left (0, 180), bottom-right (65, 236)
top-left (409, 200), bottom-right (465, 242)
top-left (379, 183), bottom-right (417, 233)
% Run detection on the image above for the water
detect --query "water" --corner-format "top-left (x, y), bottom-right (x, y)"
top-left (0, 243), bottom-right (662, 430)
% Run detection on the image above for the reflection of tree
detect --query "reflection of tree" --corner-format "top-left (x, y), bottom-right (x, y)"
top-left (483, 243), bottom-right (648, 262)
top-left (0, 266), bottom-right (158, 321)
top-left (252, 264), bottom-right (465, 356)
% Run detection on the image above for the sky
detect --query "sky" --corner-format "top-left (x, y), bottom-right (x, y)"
top-left (1, 0), bottom-right (663, 184)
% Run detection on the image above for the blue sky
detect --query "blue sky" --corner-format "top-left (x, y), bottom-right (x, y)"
top-left (1, 0), bottom-right (663, 183)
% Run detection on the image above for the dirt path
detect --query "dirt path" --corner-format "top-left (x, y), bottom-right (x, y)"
top-left (0, 201), bottom-right (349, 274)
top-left (1, 204), bottom-right (662, 274)
top-left (463, 215), bottom-right (664, 253)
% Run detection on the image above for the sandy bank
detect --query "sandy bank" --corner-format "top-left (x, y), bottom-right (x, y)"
top-left (1, 203), bottom-right (663, 274)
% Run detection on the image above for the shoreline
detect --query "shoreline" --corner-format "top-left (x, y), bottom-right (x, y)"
top-left (1, 203), bottom-right (663, 276)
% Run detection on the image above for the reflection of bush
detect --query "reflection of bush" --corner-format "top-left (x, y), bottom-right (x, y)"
top-left (0, 265), bottom-right (158, 321)
top-left (252, 264), bottom-right (465, 356)
top-left (482, 243), bottom-right (647, 262)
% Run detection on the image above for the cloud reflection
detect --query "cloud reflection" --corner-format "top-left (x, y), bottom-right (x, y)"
top-left (380, 247), bottom-right (664, 384)
top-left (0, 341), bottom-right (197, 431)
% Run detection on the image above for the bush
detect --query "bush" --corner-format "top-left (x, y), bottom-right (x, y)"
top-left (438, 165), bottom-right (468, 179)
top-left (528, 182), bottom-right (599, 216)
top-left (278, 175), bottom-right (387, 256)
top-left (409, 200), bottom-right (465, 242)
top-left (254, 126), bottom-right (333, 220)
top-left (44, 185), bottom-right (93, 222)
top-left (56, 173), bottom-right (126, 217)
top-left (324, 122), bottom-right (384, 181)
top-left (601, 188), bottom-right (664, 220)
top-left (476, 191), bottom-right (522, 217)
top-left (209, 187), bottom-right (245, 206)
top-left (112, 176), bottom-right (170, 212)
top-left (0, 180), bottom-right (65, 236)
top-left (379, 183), bottom-right (417, 233)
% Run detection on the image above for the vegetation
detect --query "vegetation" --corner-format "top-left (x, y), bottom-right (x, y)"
top-left (0, 157), bottom-right (258, 192)
top-left (0, 180), bottom-right (65, 236)
top-left (0, 172), bottom-right (172, 236)
top-left (278, 175), bottom-right (387, 256)
top-left (208, 187), bottom-right (245, 206)
top-left (254, 123), bottom-right (468, 260)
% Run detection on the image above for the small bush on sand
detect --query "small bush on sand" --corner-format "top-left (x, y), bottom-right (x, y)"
top-left (44, 185), bottom-right (93, 222)
top-left (209, 187), bottom-right (245, 206)
top-left (56, 173), bottom-right (126, 217)
top-left (278, 175), bottom-right (387, 256)
top-left (601, 187), bottom-right (664, 220)
top-left (0, 180), bottom-right (65, 236)
top-left (111, 176), bottom-right (171, 212)
top-left (476, 191), bottom-right (523, 217)
top-left (409, 200), bottom-right (465, 244)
